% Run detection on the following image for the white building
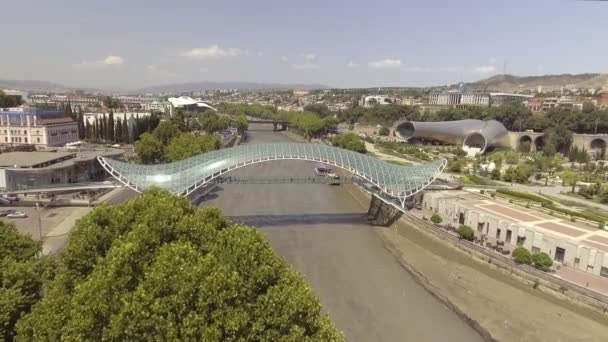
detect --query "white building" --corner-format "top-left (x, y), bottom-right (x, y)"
top-left (359, 95), bottom-right (402, 108)
top-left (0, 107), bottom-right (78, 147)
top-left (424, 191), bottom-right (608, 278)
top-left (167, 96), bottom-right (217, 112)
top-left (460, 94), bottom-right (490, 106)
top-left (429, 93), bottom-right (461, 106)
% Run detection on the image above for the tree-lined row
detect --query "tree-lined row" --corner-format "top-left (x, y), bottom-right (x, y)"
top-left (84, 112), bottom-right (161, 144)
top-left (5, 189), bottom-right (342, 340)
top-left (135, 121), bottom-right (220, 163)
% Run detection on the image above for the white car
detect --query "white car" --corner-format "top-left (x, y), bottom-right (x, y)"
top-left (6, 211), bottom-right (27, 218)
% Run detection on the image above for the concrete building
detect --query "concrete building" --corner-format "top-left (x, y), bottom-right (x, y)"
top-left (359, 95), bottom-right (402, 107)
top-left (0, 108), bottom-right (78, 147)
top-left (460, 93), bottom-right (490, 106)
top-left (30, 95), bottom-right (101, 111)
top-left (429, 92), bottom-right (461, 106)
top-left (423, 191), bottom-right (608, 278)
top-left (524, 97), bottom-right (544, 112)
top-left (489, 93), bottom-right (533, 106)
top-left (0, 149), bottom-right (123, 192)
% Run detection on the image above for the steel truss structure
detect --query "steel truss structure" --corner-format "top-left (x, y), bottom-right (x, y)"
top-left (98, 143), bottom-right (447, 208)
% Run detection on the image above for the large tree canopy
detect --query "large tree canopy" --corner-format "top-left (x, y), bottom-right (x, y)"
top-left (164, 133), bottom-right (220, 162)
top-left (16, 189), bottom-right (342, 341)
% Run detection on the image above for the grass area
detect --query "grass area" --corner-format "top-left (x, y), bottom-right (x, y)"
top-left (376, 147), bottom-right (428, 163)
top-left (387, 160), bottom-right (413, 166)
top-left (495, 188), bottom-right (608, 224)
top-left (462, 174), bottom-right (501, 186)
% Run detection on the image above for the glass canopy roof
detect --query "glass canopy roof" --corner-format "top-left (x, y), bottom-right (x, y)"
top-left (98, 143), bottom-right (446, 206)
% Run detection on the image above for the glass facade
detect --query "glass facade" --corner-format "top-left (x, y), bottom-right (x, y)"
top-left (99, 143), bottom-right (446, 207)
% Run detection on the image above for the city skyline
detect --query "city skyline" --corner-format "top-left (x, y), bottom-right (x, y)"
top-left (2, 0), bottom-right (607, 89)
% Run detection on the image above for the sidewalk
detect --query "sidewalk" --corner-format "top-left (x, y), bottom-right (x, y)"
top-left (42, 207), bottom-right (92, 255)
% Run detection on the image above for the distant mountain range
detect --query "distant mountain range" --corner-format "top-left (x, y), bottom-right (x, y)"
top-left (0, 79), bottom-right (329, 94)
top-left (135, 81), bottom-right (329, 94)
top-left (464, 73), bottom-right (608, 92)
top-left (0, 79), bottom-right (74, 92)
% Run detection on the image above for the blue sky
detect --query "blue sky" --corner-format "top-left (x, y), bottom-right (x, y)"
top-left (2, 0), bottom-right (607, 89)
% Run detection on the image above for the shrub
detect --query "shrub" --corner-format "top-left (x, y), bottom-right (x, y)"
top-left (599, 221), bottom-right (606, 230)
top-left (532, 252), bottom-right (553, 271)
top-left (512, 247), bottom-right (532, 265)
top-left (430, 214), bottom-right (443, 224)
top-left (456, 225), bottom-right (474, 241)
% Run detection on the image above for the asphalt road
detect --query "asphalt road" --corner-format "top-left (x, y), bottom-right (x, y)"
top-left (202, 124), bottom-right (483, 342)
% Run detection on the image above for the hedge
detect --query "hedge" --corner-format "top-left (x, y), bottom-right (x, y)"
top-left (496, 188), bottom-right (552, 206)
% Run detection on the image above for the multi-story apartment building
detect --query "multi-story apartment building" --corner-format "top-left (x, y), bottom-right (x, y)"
top-left (30, 95), bottom-right (101, 111)
top-left (0, 107), bottom-right (79, 147)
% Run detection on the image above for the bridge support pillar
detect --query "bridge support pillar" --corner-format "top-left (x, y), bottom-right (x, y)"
top-left (367, 194), bottom-right (403, 226)
top-left (273, 123), bottom-right (278, 131)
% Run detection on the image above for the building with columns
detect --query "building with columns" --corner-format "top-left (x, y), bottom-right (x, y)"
top-left (0, 107), bottom-right (79, 147)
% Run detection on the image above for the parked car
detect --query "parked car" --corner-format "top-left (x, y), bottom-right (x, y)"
top-left (0, 209), bottom-right (16, 217)
top-left (6, 211), bottom-right (27, 218)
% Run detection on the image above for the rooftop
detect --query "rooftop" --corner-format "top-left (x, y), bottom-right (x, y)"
top-left (433, 190), bottom-right (608, 253)
top-left (0, 148), bottom-right (123, 169)
top-left (0, 151), bottom-right (75, 168)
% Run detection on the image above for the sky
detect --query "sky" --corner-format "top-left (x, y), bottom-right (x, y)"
top-left (2, 0), bottom-right (607, 89)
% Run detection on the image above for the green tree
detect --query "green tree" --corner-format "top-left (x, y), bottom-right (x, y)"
top-left (107, 111), bottom-right (115, 141)
top-left (561, 170), bottom-right (579, 193)
top-left (0, 221), bottom-right (51, 341)
top-left (122, 117), bottom-right (130, 143)
top-left (77, 109), bottom-right (85, 140)
top-left (0, 90), bottom-right (24, 107)
top-left (135, 133), bottom-right (164, 164)
top-left (531, 252), bottom-right (553, 271)
top-left (303, 103), bottom-right (332, 118)
top-left (490, 167), bottom-right (501, 180)
top-left (233, 115), bottom-right (248, 134)
top-left (378, 127), bottom-right (390, 136)
top-left (115, 118), bottom-right (123, 143)
top-left (164, 133), bottom-right (220, 162)
top-left (512, 247), bottom-right (532, 265)
top-left (152, 121), bottom-right (181, 146)
top-left (456, 225), bottom-right (474, 241)
top-left (16, 189), bottom-right (343, 341)
top-left (331, 133), bottom-right (366, 153)
top-left (102, 96), bottom-right (121, 109)
top-left (430, 214), bottom-right (442, 224)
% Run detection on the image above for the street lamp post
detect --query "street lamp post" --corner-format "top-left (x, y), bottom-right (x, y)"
top-left (35, 202), bottom-right (42, 241)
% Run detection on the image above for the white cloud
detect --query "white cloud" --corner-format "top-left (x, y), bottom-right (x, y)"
top-left (474, 65), bottom-right (497, 73)
top-left (401, 66), bottom-right (433, 72)
top-left (347, 61), bottom-right (360, 68)
top-left (292, 63), bottom-right (320, 70)
top-left (303, 53), bottom-right (316, 60)
top-left (73, 55), bottom-right (124, 69)
top-left (368, 58), bottom-right (401, 69)
top-left (180, 45), bottom-right (244, 60)
top-left (280, 56), bottom-right (289, 62)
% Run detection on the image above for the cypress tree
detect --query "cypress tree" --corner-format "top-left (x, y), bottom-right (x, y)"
top-left (115, 118), bottom-right (123, 143)
top-left (108, 111), bottom-right (115, 141)
top-left (122, 116), bottom-right (130, 143)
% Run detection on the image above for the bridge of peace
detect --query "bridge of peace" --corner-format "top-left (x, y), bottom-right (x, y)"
top-left (98, 142), bottom-right (447, 221)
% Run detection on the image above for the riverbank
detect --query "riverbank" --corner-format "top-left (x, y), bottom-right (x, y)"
top-left (343, 184), bottom-right (608, 340)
